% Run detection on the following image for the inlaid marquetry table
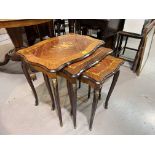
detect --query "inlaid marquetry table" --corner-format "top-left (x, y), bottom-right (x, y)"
top-left (17, 34), bottom-right (104, 126)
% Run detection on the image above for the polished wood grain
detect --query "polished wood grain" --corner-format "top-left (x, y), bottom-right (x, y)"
top-left (17, 34), bottom-right (104, 72)
top-left (0, 19), bottom-right (52, 28)
top-left (59, 48), bottom-right (114, 129)
top-left (81, 55), bottom-right (124, 88)
top-left (65, 55), bottom-right (124, 130)
top-left (63, 47), bottom-right (112, 78)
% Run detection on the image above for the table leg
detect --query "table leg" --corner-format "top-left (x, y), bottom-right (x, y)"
top-left (4, 28), bottom-right (23, 63)
top-left (99, 87), bottom-right (102, 100)
top-left (43, 74), bottom-right (55, 110)
top-left (104, 70), bottom-right (120, 109)
top-left (6, 27), bottom-right (23, 50)
top-left (78, 80), bottom-right (81, 88)
top-left (89, 89), bottom-right (99, 131)
top-left (66, 80), bottom-right (73, 115)
top-left (68, 81), bottom-right (77, 129)
top-left (51, 78), bottom-right (63, 127)
top-left (88, 85), bottom-right (91, 99)
top-left (21, 61), bottom-right (39, 106)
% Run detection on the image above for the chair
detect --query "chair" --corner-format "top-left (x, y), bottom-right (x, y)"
top-left (54, 19), bottom-right (66, 36)
top-left (114, 19), bottom-right (152, 70)
top-left (69, 19), bottom-right (125, 49)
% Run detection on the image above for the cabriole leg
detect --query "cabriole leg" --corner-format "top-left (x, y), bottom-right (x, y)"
top-left (104, 70), bottom-right (120, 109)
top-left (88, 85), bottom-right (91, 99)
top-left (89, 89), bottom-right (99, 131)
top-left (68, 82), bottom-right (77, 129)
top-left (51, 78), bottom-right (63, 127)
top-left (21, 61), bottom-right (39, 106)
top-left (66, 80), bottom-right (73, 115)
top-left (43, 73), bottom-right (55, 110)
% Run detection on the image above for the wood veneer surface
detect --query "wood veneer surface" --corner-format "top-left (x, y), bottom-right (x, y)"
top-left (82, 55), bottom-right (124, 82)
top-left (17, 34), bottom-right (104, 72)
top-left (63, 47), bottom-right (112, 77)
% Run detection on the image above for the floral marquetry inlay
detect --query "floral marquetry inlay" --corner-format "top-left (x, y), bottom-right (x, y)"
top-left (83, 55), bottom-right (124, 82)
top-left (63, 47), bottom-right (113, 77)
top-left (17, 34), bottom-right (104, 72)
top-left (52, 42), bottom-right (73, 49)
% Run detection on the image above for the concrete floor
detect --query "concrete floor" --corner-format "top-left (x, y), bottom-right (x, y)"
top-left (0, 37), bottom-right (155, 134)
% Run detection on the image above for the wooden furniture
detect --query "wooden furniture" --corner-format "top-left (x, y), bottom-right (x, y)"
top-left (64, 55), bottom-right (124, 130)
top-left (62, 51), bottom-right (123, 130)
top-left (114, 19), bottom-right (154, 72)
top-left (114, 19), bottom-right (146, 70)
top-left (134, 20), bottom-right (155, 75)
top-left (54, 19), bottom-right (65, 36)
top-left (69, 19), bottom-right (125, 49)
top-left (0, 19), bottom-right (54, 65)
top-left (115, 31), bottom-right (143, 70)
top-left (17, 34), bottom-right (104, 127)
top-left (60, 47), bottom-right (113, 128)
top-left (80, 56), bottom-right (124, 130)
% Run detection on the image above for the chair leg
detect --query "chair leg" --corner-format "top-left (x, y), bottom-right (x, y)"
top-left (122, 36), bottom-right (128, 55)
top-left (88, 85), bottom-right (91, 99)
top-left (21, 61), bottom-right (39, 106)
top-left (35, 25), bottom-right (43, 41)
top-left (114, 34), bottom-right (121, 57)
top-left (68, 82), bottom-right (77, 129)
top-left (89, 89), bottom-right (99, 131)
top-left (51, 78), bottom-right (63, 127)
top-left (119, 35), bottom-right (123, 50)
top-left (104, 70), bottom-right (120, 109)
top-left (43, 73), bottom-right (55, 110)
top-left (116, 34), bottom-right (123, 57)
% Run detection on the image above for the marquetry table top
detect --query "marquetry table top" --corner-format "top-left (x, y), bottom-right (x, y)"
top-left (63, 47), bottom-right (113, 78)
top-left (17, 34), bottom-right (104, 73)
top-left (82, 55), bottom-right (124, 82)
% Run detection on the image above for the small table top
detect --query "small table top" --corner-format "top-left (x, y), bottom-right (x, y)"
top-left (17, 34), bottom-right (104, 73)
top-left (81, 55), bottom-right (124, 88)
top-left (63, 47), bottom-right (113, 78)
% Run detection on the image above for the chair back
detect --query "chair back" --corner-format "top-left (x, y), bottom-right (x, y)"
top-left (123, 19), bottom-right (145, 35)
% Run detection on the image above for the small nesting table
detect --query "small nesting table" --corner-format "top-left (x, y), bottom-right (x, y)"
top-left (17, 34), bottom-right (104, 126)
top-left (60, 47), bottom-right (113, 128)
